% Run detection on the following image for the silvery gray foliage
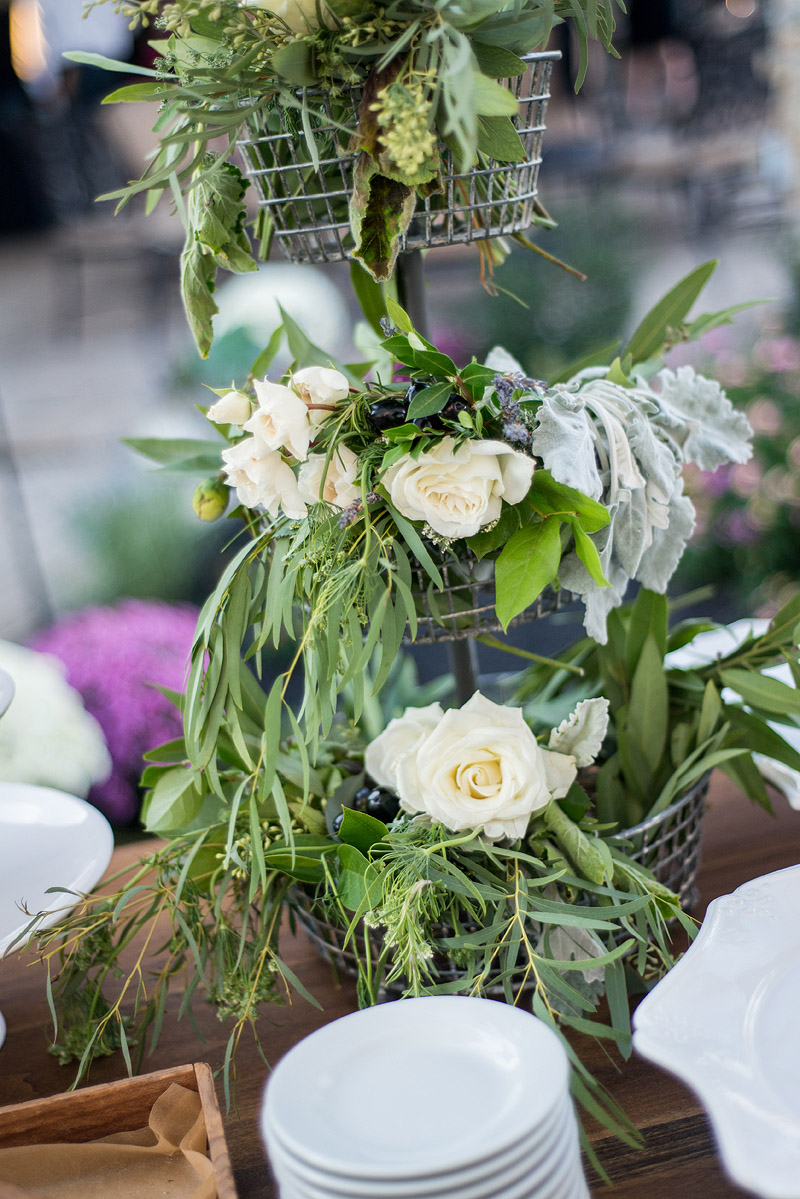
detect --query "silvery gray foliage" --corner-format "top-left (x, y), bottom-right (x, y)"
top-left (530, 365), bottom-right (752, 643)
top-left (652, 366), bottom-right (754, 471)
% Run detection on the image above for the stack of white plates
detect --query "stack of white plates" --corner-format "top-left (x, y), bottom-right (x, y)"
top-left (261, 996), bottom-right (589, 1199)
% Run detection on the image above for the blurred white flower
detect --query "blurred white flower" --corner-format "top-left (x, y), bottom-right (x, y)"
top-left (221, 436), bottom-right (307, 518)
top-left (0, 641), bottom-right (110, 799)
top-left (292, 366), bottom-right (349, 429)
top-left (206, 389), bottom-right (252, 426)
top-left (245, 378), bottom-right (311, 462)
top-left (297, 445), bottom-right (361, 509)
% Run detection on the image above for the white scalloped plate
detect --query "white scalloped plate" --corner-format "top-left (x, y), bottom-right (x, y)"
top-left (633, 864), bottom-right (800, 1198)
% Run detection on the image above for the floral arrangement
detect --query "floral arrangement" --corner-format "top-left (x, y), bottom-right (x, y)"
top-left (124, 267), bottom-right (755, 808)
top-left (26, 683), bottom-right (687, 1165)
top-left (74, 0), bottom-right (623, 352)
top-left (31, 601), bottom-right (199, 823)
top-left (0, 640), bottom-right (110, 799)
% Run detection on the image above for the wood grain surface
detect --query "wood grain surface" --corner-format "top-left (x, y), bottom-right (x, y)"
top-left (1, 774), bottom-right (798, 1197)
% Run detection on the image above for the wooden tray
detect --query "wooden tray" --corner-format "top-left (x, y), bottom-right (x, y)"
top-left (0, 1062), bottom-right (236, 1198)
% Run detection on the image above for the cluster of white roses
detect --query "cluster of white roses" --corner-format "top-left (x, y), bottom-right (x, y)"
top-left (364, 692), bottom-right (609, 842)
top-left (211, 366), bottom-right (361, 520)
top-left (212, 366), bottom-right (536, 539)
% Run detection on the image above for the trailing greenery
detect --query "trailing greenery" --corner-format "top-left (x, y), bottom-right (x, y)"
top-left (17, 672), bottom-right (691, 1171)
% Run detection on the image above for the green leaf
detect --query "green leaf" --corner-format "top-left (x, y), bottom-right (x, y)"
top-left (724, 706), bottom-right (800, 773)
top-left (719, 753), bottom-right (772, 813)
top-left (475, 115), bottom-right (526, 162)
top-left (350, 261), bottom-right (387, 335)
top-left (472, 72), bottom-right (519, 116)
top-left (467, 503), bottom-right (522, 560)
top-left (271, 39), bottom-right (316, 85)
top-left (101, 81), bottom-right (165, 104)
top-left (685, 300), bottom-right (767, 342)
top-left (568, 520), bottom-right (607, 586)
top-left (250, 323), bottom-right (284, 379)
top-left (385, 296), bottom-right (413, 333)
top-left (123, 436), bottom-right (225, 468)
top-left (697, 680), bottom-right (722, 745)
top-left (529, 470), bottom-right (609, 533)
top-left (144, 767), bottom-right (201, 833)
top-left (470, 43), bottom-right (527, 77)
top-left (625, 589), bottom-right (668, 678)
top-left (627, 635), bottom-right (668, 775)
top-left (626, 261), bottom-right (717, 364)
top-left (350, 154), bottom-right (416, 283)
top-left (719, 669), bottom-right (800, 717)
top-left (336, 844), bottom-right (379, 911)
top-left (495, 518), bottom-right (562, 630)
top-left (406, 381), bottom-right (452, 420)
top-left (63, 50), bottom-right (160, 76)
top-left (336, 808), bottom-right (388, 854)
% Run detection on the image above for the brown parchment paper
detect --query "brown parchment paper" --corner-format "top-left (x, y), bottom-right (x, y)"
top-left (0, 1083), bottom-right (217, 1199)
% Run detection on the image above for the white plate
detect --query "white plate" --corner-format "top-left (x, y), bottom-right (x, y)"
top-left (633, 864), bottom-right (800, 1199)
top-left (266, 1091), bottom-right (573, 1195)
top-left (0, 783), bottom-right (114, 956)
top-left (268, 1103), bottom-right (578, 1199)
top-left (263, 996), bottom-right (570, 1179)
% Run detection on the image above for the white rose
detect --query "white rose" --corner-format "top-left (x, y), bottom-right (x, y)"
top-left (221, 437), bottom-right (307, 519)
top-left (382, 436), bottom-right (534, 540)
top-left (206, 389), bottom-right (252, 426)
top-left (244, 378), bottom-right (311, 462)
top-left (297, 445), bottom-right (360, 509)
top-left (292, 366), bottom-right (349, 429)
top-left (364, 703), bottom-right (444, 791)
top-left (246, 0), bottom-right (334, 33)
top-left (395, 692), bottom-right (575, 842)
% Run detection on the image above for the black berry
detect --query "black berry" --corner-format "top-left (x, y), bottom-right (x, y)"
top-left (332, 811), bottom-right (345, 835)
top-left (441, 393), bottom-right (469, 423)
top-left (365, 787), bottom-right (401, 823)
top-left (353, 786), bottom-right (372, 812)
top-left (368, 398), bottom-right (409, 432)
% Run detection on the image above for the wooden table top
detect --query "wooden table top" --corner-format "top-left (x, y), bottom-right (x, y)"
top-left (2, 774), bottom-right (799, 1198)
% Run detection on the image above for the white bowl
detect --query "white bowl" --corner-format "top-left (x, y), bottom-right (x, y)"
top-left (0, 782), bottom-right (114, 1048)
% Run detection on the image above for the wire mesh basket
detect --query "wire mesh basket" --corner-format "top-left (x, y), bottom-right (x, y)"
top-left (402, 546), bottom-right (573, 644)
top-left (237, 51), bottom-right (559, 265)
top-left (289, 775), bottom-right (710, 996)
top-left (612, 773), bottom-right (711, 910)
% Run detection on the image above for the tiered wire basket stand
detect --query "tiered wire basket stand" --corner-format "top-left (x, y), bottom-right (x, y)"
top-left (240, 44), bottom-right (710, 992)
top-left (238, 51), bottom-right (558, 266)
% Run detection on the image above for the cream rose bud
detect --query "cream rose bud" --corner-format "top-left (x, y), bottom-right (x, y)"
top-left (221, 437), bottom-right (307, 519)
top-left (292, 366), bottom-right (349, 429)
top-left (244, 378), bottom-right (311, 462)
top-left (247, 0), bottom-right (334, 33)
top-left (207, 389), bottom-right (252, 426)
top-left (383, 437), bottom-right (534, 540)
top-left (364, 703), bottom-right (445, 791)
top-left (395, 692), bottom-right (576, 842)
top-left (297, 445), bottom-right (360, 509)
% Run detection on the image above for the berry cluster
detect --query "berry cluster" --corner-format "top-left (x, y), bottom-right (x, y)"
top-left (367, 381), bottom-right (470, 434)
top-left (332, 777), bottom-right (401, 835)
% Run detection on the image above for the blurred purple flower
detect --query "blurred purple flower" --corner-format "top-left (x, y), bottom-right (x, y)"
top-left (713, 510), bottom-right (760, 546)
top-left (754, 337), bottom-right (800, 374)
top-left (30, 601), bottom-right (198, 824)
top-left (699, 464), bottom-right (733, 498)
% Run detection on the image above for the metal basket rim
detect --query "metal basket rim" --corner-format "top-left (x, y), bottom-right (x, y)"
top-left (614, 772), bottom-right (711, 841)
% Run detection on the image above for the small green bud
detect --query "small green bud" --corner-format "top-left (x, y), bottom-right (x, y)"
top-left (193, 477), bottom-right (229, 522)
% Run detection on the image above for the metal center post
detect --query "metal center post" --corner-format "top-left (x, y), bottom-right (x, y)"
top-left (395, 250), bottom-right (479, 705)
